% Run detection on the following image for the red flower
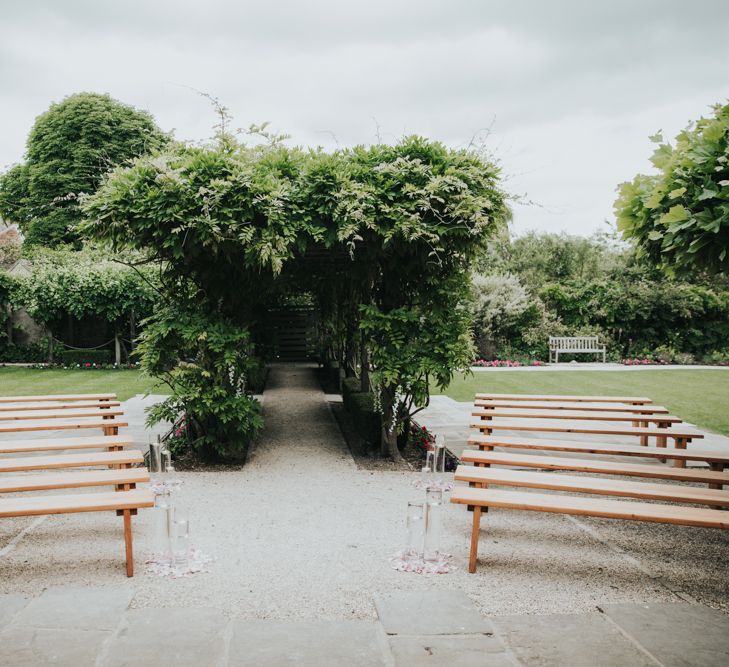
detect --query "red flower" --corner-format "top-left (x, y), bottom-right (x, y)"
top-left (85, 363), bottom-right (91, 367)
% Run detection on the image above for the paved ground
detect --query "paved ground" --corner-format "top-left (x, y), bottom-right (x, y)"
top-left (2, 586), bottom-right (729, 665)
top-left (1, 363), bottom-right (729, 665)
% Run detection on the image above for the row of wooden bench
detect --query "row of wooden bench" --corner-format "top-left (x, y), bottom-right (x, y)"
top-left (448, 393), bottom-right (729, 573)
top-left (0, 393), bottom-right (154, 576)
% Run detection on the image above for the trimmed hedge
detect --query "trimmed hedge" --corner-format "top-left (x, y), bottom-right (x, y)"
top-left (340, 376), bottom-right (381, 453)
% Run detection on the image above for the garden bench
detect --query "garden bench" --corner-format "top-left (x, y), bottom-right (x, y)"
top-left (0, 407), bottom-right (125, 421)
top-left (0, 490), bottom-right (154, 576)
top-left (471, 408), bottom-right (681, 426)
top-left (0, 393), bottom-right (117, 403)
top-left (451, 486), bottom-right (729, 572)
top-left (460, 450), bottom-right (729, 488)
top-left (548, 336), bottom-right (606, 363)
top-left (474, 399), bottom-right (669, 414)
top-left (0, 468), bottom-right (150, 493)
top-left (0, 434), bottom-right (133, 454)
top-left (0, 417), bottom-right (127, 436)
top-left (474, 393), bottom-right (652, 404)
top-left (470, 422), bottom-right (703, 466)
top-left (468, 433), bottom-right (712, 468)
top-left (0, 449), bottom-right (144, 472)
top-left (454, 465), bottom-right (729, 507)
top-left (0, 400), bottom-right (121, 412)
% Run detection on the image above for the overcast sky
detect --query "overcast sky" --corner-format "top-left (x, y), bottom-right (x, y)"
top-left (1, 1), bottom-right (727, 236)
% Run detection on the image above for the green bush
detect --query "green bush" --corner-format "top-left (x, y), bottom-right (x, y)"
top-left (341, 376), bottom-right (362, 411)
top-left (57, 349), bottom-right (113, 366)
top-left (0, 341), bottom-right (49, 363)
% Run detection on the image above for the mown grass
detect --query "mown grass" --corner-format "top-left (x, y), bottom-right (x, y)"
top-left (434, 369), bottom-right (729, 436)
top-left (0, 368), bottom-right (163, 401)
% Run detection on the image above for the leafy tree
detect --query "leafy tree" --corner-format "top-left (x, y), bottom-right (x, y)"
top-left (0, 93), bottom-right (169, 247)
top-left (615, 102), bottom-right (729, 275)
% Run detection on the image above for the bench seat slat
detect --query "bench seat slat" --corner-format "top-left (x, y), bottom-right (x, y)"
top-left (467, 435), bottom-right (722, 462)
top-left (474, 400), bottom-right (669, 414)
top-left (460, 450), bottom-right (729, 485)
top-left (0, 393), bottom-right (117, 403)
top-left (474, 394), bottom-right (652, 404)
top-left (0, 450), bottom-right (143, 472)
top-left (0, 408), bottom-right (125, 421)
top-left (472, 409), bottom-right (681, 424)
top-left (0, 435), bottom-right (133, 454)
top-left (470, 422), bottom-right (703, 439)
top-left (0, 401), bottom-right (122, 413)
top-left (0, 469), bottom-right (150, 493)
top-left (0, 489), bottom-right (155, 518)
top-left (0, 418), bottom-right (127, 434)
top-left (450, 487), bottom-right (729, 529)
top-left (454, 465), bottom-right (729, 506)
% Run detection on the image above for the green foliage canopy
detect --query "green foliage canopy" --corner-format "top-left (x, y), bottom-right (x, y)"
top-left (615, 102), bottom-right (729, 275)
top-left (0, 92), bottom-right (169, 247)
top-left (83, 133), bottom-right (508, 461)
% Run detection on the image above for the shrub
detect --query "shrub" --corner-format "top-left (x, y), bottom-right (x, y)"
top-left (345, 390), bottom-right (381, 453)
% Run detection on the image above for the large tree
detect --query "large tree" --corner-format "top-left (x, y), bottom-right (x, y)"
top-left (0, 92), bottom-right (169, 247)
top-left (615, 102), bottom-right (729, 275)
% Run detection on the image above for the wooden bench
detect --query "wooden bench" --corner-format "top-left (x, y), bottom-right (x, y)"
top-left (0, 434), bottom-right (133, 454)
top-left (470, 422), bottom-right (703, 466)
top-left (474, 399), bottom-right (669, 415)
top-left (468, 433), bottom-right (716, 472)
top-left (472, 408), bottom-right (681, 426)
top-left (454, 465), bottom-right (729, 507)
top-left (0, 469), bottom-right (150, 493)
top-left (0, 449), bottom-right (144, 472)
top-left (0, 401), bottom-right (122, 412)
top-left (549, 336), bottom-right (606, 363)
top-left (461, 450), bottom-right (729, 488)
top-left (0, 490), bottom-right (154, 576)
top-left (0, 407), bottom-right (125, 422)
top-left (474, 393), bottom-right (652, 404)
top-left (0, 393), bottom-right (117, 403)
top-left (451, 486), bottom-right (729, 572)
top-left (0, 418), bottom-right (128, 436)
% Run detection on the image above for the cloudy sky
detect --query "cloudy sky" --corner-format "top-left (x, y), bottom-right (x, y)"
top-left (1, 1), bottom-right (727, 236)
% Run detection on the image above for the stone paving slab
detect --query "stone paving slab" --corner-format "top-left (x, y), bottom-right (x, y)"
top-left (8, 584), bottom-right (133, 631)
top-left (0, 592), bottom-right (29, 628)
top-left (388, 634), bottom-right (517, 666)
top-left (0, 625), bottom-right (111, 667)
top-left (102, 607), bottom-right (228, 667)
top-left (601, 602), bottom-right (729, 667)
top-left (228, 619), bottom-right (387, 667)
top-left (491, 611), bottom-right (656, 667)
top-left (374, 590), bottom-right (494, 636)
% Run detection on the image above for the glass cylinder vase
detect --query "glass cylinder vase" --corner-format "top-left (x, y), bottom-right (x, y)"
top-left (423, 487), bottom-right (443, 562)
top-left (405, 501), bottom-right (424, 559)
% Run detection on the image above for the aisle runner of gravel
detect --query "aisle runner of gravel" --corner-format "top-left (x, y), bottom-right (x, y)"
top-left (1, 363), bottom-right (728, 618)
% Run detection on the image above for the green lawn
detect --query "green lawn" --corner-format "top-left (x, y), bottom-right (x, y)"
top-left (435, 369), bottom-right (729, 436)
top-left (0, 368), bottom-right (163, 401)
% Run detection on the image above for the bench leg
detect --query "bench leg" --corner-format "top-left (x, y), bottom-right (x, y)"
top-left (123, 509), bottom-right (134, 577)
top-left (673, 437), bottom-right (688, 469)
top-left (468, 506), bottom-right (482, 573)
top-left (709, 463), bottom-right (724, 490)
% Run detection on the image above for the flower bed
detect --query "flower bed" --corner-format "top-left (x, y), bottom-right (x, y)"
top-left (472, 359), bottom-right (546, 367)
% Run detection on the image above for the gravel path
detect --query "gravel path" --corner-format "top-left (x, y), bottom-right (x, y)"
top-left (1, 363), bottom-right (728, 618)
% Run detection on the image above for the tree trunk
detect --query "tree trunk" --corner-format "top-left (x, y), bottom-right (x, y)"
top-left (360, 341), bottom-right (370, 392)
top-left (379, 384), bottom-right (405, 463)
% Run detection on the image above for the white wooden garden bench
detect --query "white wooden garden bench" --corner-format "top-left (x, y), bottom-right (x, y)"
top-left (548, 336), bottom-right (606, 362)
